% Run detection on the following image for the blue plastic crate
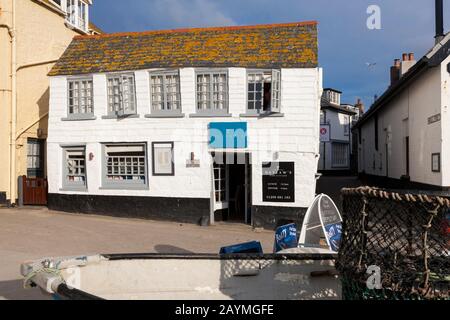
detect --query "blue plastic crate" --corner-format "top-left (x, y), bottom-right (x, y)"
top-left (219, 241), bottom-right (263, 254)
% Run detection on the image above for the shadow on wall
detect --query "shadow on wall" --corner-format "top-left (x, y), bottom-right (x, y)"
top-left (36, 87), bottom-right (49, 135)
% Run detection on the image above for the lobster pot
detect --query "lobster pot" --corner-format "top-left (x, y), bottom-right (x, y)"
top-left (338, 187), bottom-right (450, 300)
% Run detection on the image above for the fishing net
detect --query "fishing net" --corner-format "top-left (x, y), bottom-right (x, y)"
top-left (337, 187), bottom-right (450, 300)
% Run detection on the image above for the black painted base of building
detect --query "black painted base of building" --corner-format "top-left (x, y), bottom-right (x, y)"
top-left (48, 194), bottom-right (307, 231)
top-left (48, 194), bottom-right (210, 225)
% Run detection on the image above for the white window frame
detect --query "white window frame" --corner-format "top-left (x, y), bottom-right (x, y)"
top-left (152, 142), bottom-right (175, 176)
top-left (102, 143), bottom-right (148, 189)
top-left (65, 0), bottom-right (89, 32)
top-left (62, 146), bottom-right (87, 190)
top-left (195, 70), bottom-right (229, 116)
top-left (246, 69), bottom-right (281, 115)
top-left (149, 71), bottom-right (182, 116)
top-left (67, 78), bottom-right (94, 120)
top-left (331, 142), bottom-right (350, 168)
top-left (106, 73), bottom-right (137, 118)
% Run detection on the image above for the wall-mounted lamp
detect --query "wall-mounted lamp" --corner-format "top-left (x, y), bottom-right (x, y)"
top-left (273, 152), bottom-right (279, 161)
top-left (89, 153), bottom-right (94, 161)
top-left (37, 128), bottom-right (43, 138)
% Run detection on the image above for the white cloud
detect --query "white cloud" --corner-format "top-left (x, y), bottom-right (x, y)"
top-left (150, 0), bottom-right (237, 28)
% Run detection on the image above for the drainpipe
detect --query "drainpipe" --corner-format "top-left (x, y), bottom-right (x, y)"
top-left (9, 0), bottom-right (17, 205)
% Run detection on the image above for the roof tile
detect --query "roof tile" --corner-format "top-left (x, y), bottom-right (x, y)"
top-left (49, 21), bottom-right (318, 76)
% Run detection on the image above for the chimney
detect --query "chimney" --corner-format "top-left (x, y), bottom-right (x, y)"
top-left (355, 98), bottom-right (365, 115)
top-left (435, 0), bottom-right (444, 44)
top-left (401, 52), bottom-right (416, 76)
top-left (390, 59), bottom-right (401, 86)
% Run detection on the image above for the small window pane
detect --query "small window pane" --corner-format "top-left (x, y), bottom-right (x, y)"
top-left (104, 144), bottom-right (147, 185)
top-left (68, 79), bottom-right (93, 116)
top-left (64, 147), bottom-right (86, 187)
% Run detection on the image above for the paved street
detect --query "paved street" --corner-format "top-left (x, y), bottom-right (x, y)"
top-left (316, 175), bottom-right (363, 211)
top-left (0, 207), bottom-right (273, 300)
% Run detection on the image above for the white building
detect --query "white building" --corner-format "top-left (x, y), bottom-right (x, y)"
top-left (354, 2), bottom-right (450, 189)
top-left (319, 89), bottom-right (359, 173)
top-left (46, 22), bottom-right (323, 229)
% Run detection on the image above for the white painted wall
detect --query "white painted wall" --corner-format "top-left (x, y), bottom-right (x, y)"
top-left (48, 67), bottom-right (322, 208)
top-left (440, 54), bottom-right (450, 186)
top-left (357, 62), bottom-right (446, 186)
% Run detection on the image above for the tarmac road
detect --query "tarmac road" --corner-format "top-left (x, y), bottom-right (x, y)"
top-left (0, 207), bottom-right (273, 300)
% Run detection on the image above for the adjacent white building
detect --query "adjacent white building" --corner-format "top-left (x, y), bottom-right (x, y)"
top-left (46, 22), bottom-right (323, 229)
top-left (354, 10), bottom-right (450, 189)
top-left (319, 89), bottom-right (360, 173)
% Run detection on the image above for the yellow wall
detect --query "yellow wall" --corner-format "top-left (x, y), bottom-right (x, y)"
top-left (0, 0), bottom-right (87, 203)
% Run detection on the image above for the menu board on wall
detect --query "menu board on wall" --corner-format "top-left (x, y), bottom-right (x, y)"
top-left (262, 162), bottom-right (295, 203)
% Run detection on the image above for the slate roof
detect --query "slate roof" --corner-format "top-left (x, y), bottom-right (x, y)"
top-left (321, 97), bottom-right (357, 115)
top-left (48, 21), bottom-right (318, 76)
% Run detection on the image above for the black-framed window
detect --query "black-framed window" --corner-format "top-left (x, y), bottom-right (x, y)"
top-left (152, 142), bottom-right (175, 176)
top-left (432, 153), bottom-right (441, 173)
top-left (27, 138), bottom-right (45, 178)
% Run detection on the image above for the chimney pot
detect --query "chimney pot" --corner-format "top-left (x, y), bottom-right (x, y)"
top-left (402, 53), bottom-right (408, 61)
top-left (409, 53), bottom-right (415, 61)
top-left (394, 59), bottom-right (401, 67)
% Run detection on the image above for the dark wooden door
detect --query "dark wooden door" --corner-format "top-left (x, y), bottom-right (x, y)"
top-left (22, 176), bottom-right (48, 205)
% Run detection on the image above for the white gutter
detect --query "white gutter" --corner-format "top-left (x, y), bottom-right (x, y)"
top-left (9, 0), bottom-right (17, 205)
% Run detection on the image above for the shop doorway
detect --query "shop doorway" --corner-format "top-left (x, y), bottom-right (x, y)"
top-left (211, 152), bottom-right (252, 224)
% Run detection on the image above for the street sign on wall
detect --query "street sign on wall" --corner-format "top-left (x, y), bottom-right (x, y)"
top-left (320, 125), bottom-right (330, 142)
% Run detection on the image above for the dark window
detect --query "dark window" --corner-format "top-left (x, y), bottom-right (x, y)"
top-left (374, 114), bottom-right (379, 151)
top-left (27, 139), bottom-right (45, 178)
top-left (406, 137), bottom-right (410, 175)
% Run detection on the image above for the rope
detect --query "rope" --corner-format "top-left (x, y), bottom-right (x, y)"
top-left (341, 186), bottom-right (450, 207)
top-left (23, 267), bottom-right (63, 289)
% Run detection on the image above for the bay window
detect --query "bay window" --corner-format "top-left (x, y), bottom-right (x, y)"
top-left (65, 0), bottom-right (88, 32)
top-left (103, 144), bottom-right (148, 189)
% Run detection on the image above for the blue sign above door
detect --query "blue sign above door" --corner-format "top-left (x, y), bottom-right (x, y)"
top-left (209, 122), bottom-right (248, 149)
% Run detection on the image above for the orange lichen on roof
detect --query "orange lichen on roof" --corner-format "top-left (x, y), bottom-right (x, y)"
top-left (49, 21), bottom-right (318, 76)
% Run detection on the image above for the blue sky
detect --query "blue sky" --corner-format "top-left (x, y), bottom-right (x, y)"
top-left (90, 0), bottom-right (449, 109)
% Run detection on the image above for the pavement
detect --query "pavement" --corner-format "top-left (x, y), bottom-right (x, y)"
top-left (0, 207), bottom-right (274, 300)
top-left (316, 175), bottom-right (363, 211)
